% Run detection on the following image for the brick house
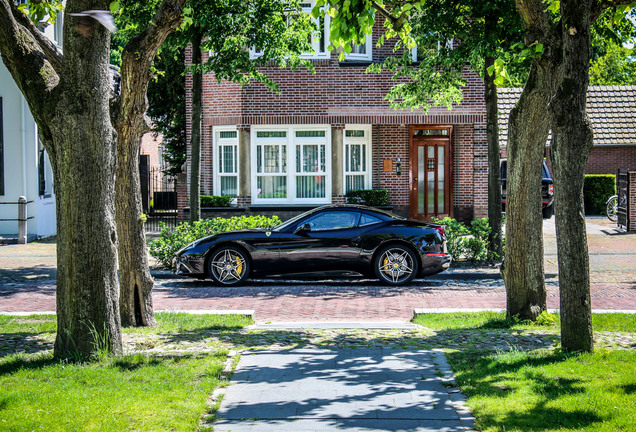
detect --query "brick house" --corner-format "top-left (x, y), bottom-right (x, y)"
top-left (498, 86), bottom-right (636, 174)
top-left (180, 6), bottom-right (488, 222)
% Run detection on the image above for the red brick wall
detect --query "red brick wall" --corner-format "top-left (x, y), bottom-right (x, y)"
top-left (586, 146), bottom-right (636, 175)
top-left (182, 25), bottom-right (489, 221)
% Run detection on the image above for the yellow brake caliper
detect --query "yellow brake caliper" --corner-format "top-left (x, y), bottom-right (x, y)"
top-left (235, 255), bottom-right (243, 275)
top-left (383, 257), bottom-right (389, 275)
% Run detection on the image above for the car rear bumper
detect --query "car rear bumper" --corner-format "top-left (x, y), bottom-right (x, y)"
top-left (420, 253), bottom-right (452, 276)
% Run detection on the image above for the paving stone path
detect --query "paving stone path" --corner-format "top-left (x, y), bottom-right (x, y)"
top-left (213, 349), bottom-right (474, 432)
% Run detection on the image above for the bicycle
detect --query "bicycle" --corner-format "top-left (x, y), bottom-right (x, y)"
top-left (606, 193), bottom-right (626, 222)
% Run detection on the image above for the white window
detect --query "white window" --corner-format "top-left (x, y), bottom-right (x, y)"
top-left (250, 1), bottom-right (331, 60)
top-left (252, 126), bottom-right (331, 204)
top-left (213, 127), bottom-right (239, 198)
top-left (344, 126), bottom-right (372, 193)
top-left (345, 37), bottom-right (373, 61)
top-left (411, 38), bottom-right (454, 62)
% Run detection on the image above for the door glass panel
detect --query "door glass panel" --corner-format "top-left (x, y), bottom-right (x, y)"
top-left (438, 146), bottom-right (445, 213)
top-left (418, 146), bottom-right (425, 214)
top-left (427, 146), bottom-right (435, 213)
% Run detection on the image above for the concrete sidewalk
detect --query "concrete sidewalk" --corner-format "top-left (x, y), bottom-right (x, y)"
top-left (214, 348), bottom-right (473, 432)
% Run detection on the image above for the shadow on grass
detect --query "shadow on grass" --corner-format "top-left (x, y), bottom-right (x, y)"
top-left (0, 353), bottom-right (57, 376)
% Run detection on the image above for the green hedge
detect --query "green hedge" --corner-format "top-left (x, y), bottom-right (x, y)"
top-left (345, 189), bottom-right (389, 206)
top-left (433, 217), bottom-right (501, 262)
top-left (149, 215), bottom-right (281, 269)
top-left (583, 175), bottom-right (616, 215)
top-left (200, 195), bottom-right (232, 207)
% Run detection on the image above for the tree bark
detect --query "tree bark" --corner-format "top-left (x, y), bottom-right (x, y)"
top-left (1, 0), bottom-right (122, 358)
top-left (484, 55), bottom-right (502, 258)
top-left (502, 0), bottom-right (562, 321)
top-left (189, 29), bottom-right (203, 223)
top-left (501, 63), bottom-right (550, 320)
top-left (0, 0), bottom-right (126, 357)
top-left (549, 0), bottom-right (595, 352)
top-left (114, 0), bottom-right (187, 327)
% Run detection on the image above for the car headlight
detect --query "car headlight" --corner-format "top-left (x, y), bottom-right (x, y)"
top-left (176, 239), bottom-right (200, 255)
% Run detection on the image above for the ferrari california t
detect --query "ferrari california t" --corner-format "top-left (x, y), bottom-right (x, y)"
top-left (175, 205), bottom-right (451, 286)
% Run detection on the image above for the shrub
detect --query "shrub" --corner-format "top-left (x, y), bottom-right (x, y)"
top-left (583, 175), bottom-right (616, 214)
top-left (345, 189), bottom-right (389, 206)
top-left (200, 195), bottom-right (232, 207)
top-left (149, 215), bottom-right (281, 269)
top-left (433, 217), bottom-right (501, 262)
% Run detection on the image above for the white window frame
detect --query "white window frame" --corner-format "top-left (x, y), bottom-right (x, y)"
top-left (212, 126), bottom-right (239, 200)
top-left (411, 38), bottom-right (454, 62)
top-left (344, 36), bottom-right (373, 61)
top-left (343, 125), bottom-right (373, 193)
top-left (251, 125), bottom-right (332, 205)
top-left (250, 1), bottom-right (331, 60)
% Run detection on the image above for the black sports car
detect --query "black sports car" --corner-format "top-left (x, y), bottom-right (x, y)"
top-left (175, 205), bottom-right (451, 286)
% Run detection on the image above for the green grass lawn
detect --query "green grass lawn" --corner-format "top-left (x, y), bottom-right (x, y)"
top-left (0, 313), bottom-right (252, 432)
top-left (414, 311), bottom-right (636, 432)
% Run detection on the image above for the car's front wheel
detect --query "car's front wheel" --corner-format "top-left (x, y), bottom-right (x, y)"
top-left (374, 245), bottom-right (419, 286)
top-left (208, 246), bottom-right (251, 286)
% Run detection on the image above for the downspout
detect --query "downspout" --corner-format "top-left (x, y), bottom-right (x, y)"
top-left (21, 97), bottom-right (27, 197)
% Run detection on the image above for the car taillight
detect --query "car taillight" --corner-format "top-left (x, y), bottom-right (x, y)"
top-left (436, 226), bottom-right (445, 238)
top-left (549, 184), bottom-right (554, 195)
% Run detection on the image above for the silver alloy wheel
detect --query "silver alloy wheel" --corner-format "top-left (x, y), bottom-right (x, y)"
top-left (210, 248), bottom-right (248, 284)
top-left (377, 247), bottom-right (415, 284)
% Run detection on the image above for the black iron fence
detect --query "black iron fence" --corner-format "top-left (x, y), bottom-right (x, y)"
top-left (140, 158), bottom-right (178, 232)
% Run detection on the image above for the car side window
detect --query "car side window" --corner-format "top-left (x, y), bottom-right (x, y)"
top-left (359, 213), bottom-right (382, 227)
top-left (304, 211), bottom-right (360, 231)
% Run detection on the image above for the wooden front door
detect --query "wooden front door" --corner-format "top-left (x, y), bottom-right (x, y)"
top-left (410, 125), bottom-right (452, 220)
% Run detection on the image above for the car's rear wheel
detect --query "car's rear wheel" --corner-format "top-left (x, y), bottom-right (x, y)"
top-left (208, 246), bottom-right (251, 286)
top-left (374, 245), bottom-right (419, 286)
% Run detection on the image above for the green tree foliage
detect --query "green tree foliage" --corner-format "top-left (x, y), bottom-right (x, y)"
top-left (590, 8), bottom-right (636, 85)
top-left (147, 40), bottom-right (187, 175)
top-left (111, 0), bottom-right (315, 175)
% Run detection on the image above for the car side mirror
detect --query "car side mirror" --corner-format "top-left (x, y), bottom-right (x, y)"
top-left (294, 223), bottom-right (312, 235)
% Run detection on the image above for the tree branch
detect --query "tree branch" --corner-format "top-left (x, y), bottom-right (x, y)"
top-left (592, 0), bottom-right (635, 22)
top-left (114, 0), bottom-right (188, 130)
top-left (0, 0), bottom-right (59, 136)
top-left (371, 0), bottom-right (406, 31)
top-left (12, 3), bottom-right (63, 75)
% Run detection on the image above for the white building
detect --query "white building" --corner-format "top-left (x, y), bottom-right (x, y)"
top-left (0, 14), bottom-right (62, 242)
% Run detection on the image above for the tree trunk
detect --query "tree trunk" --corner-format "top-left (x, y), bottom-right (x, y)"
top-left (501, 62), bottom-right (554, 320)
top-left (189, 29), bottom-right (203, 223)
top-left (51, 1), bottom-right (122, 357)
top-left (115, 129), bottom-right (156, 327)
top-left (114, 0), bottom-right (187, 327)
top-left (504, 0), bottom-right (563, 321)
top-left (549, 0), bottom-right (594, 352)
top-left (484, 55), bottom-right (502, 258)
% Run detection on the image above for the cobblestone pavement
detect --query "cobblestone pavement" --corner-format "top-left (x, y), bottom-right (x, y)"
top-left (1, 218), bottom-right (635, 322)
top-left (1, 317), bottom-right (634, 359)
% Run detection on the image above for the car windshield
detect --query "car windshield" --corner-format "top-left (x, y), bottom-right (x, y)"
top-left (272, 210), bottom-right (320, 232)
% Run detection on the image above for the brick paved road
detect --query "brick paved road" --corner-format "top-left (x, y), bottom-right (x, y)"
top-left (1, 218), bottom-right (634, 322)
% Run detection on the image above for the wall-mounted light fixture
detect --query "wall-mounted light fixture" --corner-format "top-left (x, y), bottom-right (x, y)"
top-left (396, 157), bottom-right (402, 175)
